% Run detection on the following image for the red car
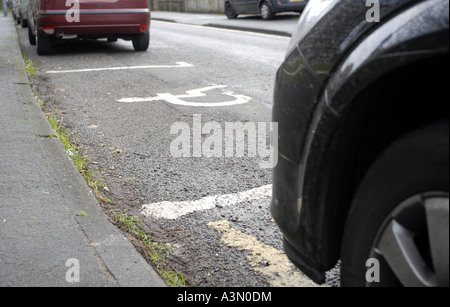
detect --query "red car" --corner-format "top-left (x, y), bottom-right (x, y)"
top-left (27, 0), bottom-right (151, 55)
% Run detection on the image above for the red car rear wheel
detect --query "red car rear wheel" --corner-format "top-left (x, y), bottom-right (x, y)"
top-left (132, 32), bottom-right (149, 52)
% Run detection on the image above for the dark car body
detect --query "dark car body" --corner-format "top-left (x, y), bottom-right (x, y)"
top-left (225, 0), bottom-right (308, 20)
top-left (272, 0), bottom-right (448, 286)
top-left (20, 0), bottom-right (29, 26)
top-left (12, 0), bottom-right (20, 22)
top-left (11, 0), bottom-right (29, 27)
top-left (27, 0), bottom-right (151, 54)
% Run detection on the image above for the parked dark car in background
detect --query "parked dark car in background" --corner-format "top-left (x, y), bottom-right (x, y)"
top-left (27, 0), bottom-right (151, 55)
top-left (19, 0), bottom-right (28, 27)
top-left (11, 0), bottom-right (28, 27)
top-left (271, 0), bottom-right (449, 287)
top-left (225, 0), bottom-right (308, 20)
top-left (12, 0), bottom-right (20, 24)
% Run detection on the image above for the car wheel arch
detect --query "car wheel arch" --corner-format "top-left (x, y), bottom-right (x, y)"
top-left (311, 1), bottom-right (450, 250)
top-left (224, 1), bottom-right (234, 9)
top-left (259, 0), bottom-right (272, 8)
top-left (300, 53), bottom-right (450, 278)
top-left (272, 0), bottom-right (449, 286)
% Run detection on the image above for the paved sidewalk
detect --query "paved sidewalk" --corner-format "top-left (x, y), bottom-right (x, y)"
top-left (151, 11), bottom-right (300, 37)
top-left (0, 16), bottom-right (166, 287)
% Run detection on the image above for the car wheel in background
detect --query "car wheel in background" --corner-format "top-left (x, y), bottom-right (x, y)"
top-left (341, 121), bottom-right (449, 287)
top-left (20, 14), bottom-right (27, 28)
top-left (225, 4), bottom-right (238, 19)
top-left (260, 2), bottom-right (274, 20)
top-left (28, 23), bottom-right (36, 45)
top-left (132, 32), bottom-right (150, 51)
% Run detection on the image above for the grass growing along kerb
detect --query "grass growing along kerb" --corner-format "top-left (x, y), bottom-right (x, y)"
top-left (113, 210), bottom-right (190, 287)
top-left (23, 54), bottom-right (43, 108)
top-left (22, 55), bottom-right (112, 205)
top-left (24, 56), bottom-right (188, 288)
top-left (47, 115), bottom-right (114, 205)
top-left (24, 57), bottom-right (37, 85)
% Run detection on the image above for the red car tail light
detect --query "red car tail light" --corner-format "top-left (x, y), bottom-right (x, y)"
top-left (42, 27), bottom-right (55, 35)
top-left (140, 25), bottom-right (148, 32)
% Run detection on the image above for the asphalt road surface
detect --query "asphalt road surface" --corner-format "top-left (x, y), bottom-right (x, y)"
top-left (17, 20), bottom-right (339, 287)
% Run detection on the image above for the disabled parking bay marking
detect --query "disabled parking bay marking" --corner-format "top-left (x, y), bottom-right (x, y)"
top-left (118, 84), bottom-right (252, 107)
top-left (45, 62), bottom-right (193, 74)
top-left (139, 185), bottom-right (320, 286)
top-left (140, 185), bottom-right (272, 220)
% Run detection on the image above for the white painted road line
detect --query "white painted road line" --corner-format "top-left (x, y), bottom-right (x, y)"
top-left (118, 84), bottom-right (252, 107)
top-left (45, 62), bottom-right (194, 74)
top-left (140, 184), bottom-right (272, 220)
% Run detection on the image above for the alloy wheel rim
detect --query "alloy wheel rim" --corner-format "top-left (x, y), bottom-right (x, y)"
top-left (261, 4), bottom-right (269, 18)
top-left (370, 192), bottom-right (449, 287)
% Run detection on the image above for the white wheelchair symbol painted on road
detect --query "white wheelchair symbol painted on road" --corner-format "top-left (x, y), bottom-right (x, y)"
top-left (117, 85), bottom-right (252, 107)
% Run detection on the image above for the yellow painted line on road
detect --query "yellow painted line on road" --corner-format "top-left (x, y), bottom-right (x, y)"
top-left (208, 220), bottom-right (321, 287)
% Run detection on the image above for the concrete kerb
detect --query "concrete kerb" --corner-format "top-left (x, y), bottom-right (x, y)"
top-left (203, 23), bottom-right (292, 37)
top-left (0, 16), bottom-right (166, 287)
top-left (150, 12), bottom-right (295, 37)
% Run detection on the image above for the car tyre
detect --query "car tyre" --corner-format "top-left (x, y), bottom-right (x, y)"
top-left (37, 31), bottom-right (53, 55)
top-left (20, 14), bottom-right (27, 28)
top-left (341, 121), bottom-right (449, 287)
top-left (28, 23), bottom-right (36, 45)
top-left (260, 2), bottom-right (274, 20)
top-left (225, 4), bottom-right (238, 19)
top-left (132, 32), bottom-right (149, 52)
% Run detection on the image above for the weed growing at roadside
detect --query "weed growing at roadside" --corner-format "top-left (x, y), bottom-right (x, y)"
top-left (22, 56), bottom-right (45, 109)
top-left (23, 55), bottom-right (37, 85)
top-left (48, 115), bottom-right (114, 205)
top-left (22, 55), bottom-right (183, 287)
top-left (114, 210), bottom-right (190, 287)
top-left (23, 56), bottom-right (113, 205)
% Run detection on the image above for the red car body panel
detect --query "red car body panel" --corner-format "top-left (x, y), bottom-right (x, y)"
top-left (37, 12), bottom-right (150, 36)
top-left (30, 0), bottom-right (150, 38)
